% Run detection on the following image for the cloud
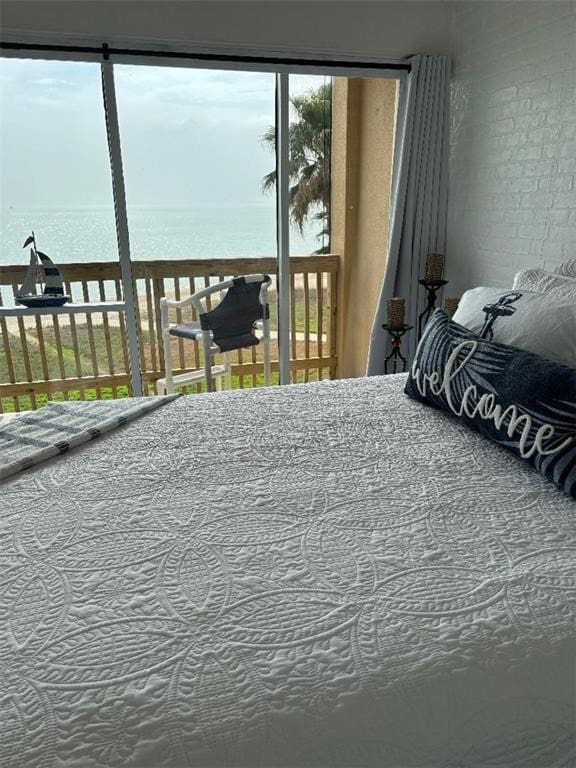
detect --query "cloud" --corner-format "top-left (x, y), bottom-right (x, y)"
top-left (29, 77), bottom-right (75, 88)
top-left (1, 57), bottom-right (327, 208)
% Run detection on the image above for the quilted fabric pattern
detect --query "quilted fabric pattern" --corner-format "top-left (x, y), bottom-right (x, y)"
top-left (0, 395), bottom-right (178, 481)
top-left (1, 376), bottom-right (575, 767)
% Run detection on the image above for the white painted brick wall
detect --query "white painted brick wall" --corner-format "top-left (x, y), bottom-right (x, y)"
top-left (446, 1), bottom-right (576, 297)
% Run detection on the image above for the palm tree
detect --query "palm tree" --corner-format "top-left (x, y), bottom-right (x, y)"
top-left (261, 82), bottom-right (332, 254)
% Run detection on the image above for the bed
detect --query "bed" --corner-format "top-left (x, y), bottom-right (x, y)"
top-left (1, 374), bottom-right (575, 767)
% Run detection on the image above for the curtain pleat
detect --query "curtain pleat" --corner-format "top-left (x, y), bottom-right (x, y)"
top-left (367, 54), bottom-right (450, 375)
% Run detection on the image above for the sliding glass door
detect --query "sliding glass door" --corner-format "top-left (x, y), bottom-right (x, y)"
top-left (1, 46), bottom-right (402, 409)
top-left (113, 65), bottom-right (278, 261)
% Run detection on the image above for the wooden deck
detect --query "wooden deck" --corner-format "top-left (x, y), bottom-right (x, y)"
top-left (0, 255), bottom-right (339, 412)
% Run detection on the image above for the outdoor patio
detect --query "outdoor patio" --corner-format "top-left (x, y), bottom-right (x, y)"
top-left (0, 255), bottom-right (339, 412)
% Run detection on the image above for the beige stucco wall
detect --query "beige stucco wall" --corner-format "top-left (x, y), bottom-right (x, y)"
top-left (331, 77), bottom-right (398, 379)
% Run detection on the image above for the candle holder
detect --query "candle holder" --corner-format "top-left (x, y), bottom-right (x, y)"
top-left (382, 324), bottom-right (413, 374)
top-left (418, 279), bottom-right (448, 339)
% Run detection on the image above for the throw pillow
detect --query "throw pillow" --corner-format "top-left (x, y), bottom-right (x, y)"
top-left (512, 268), bottom-right (576, 301)
top-left (452, 286), bottom-right (576, 367)
top-left (555, 260), bottom-right (576, 279)
top-left (404, 310), bottom-right (576, 498)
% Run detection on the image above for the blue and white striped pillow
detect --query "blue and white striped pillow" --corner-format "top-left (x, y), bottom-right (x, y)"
top-left (405, 310), bottom-right (576, 498)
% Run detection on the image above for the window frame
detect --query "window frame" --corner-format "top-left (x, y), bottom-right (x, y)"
top-left (1, 44), bottom-right (407, 391)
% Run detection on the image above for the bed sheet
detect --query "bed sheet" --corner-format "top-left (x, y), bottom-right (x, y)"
top-left (1, 375), bottom-right (575, 767)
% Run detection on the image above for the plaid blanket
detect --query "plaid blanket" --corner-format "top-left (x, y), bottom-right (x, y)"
top-left (0, 395), bottom-right (179, 481)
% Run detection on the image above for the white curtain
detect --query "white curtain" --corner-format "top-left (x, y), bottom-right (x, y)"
top-left (367, 54), bottom-right (450, 375)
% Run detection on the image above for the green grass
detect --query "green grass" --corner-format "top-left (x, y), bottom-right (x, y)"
top-left (4, 386), bottom-right (131, 413)
top-left (267, 288), bottom-right (327, 335)
top-left (1, 293), bottom-right (330, 413)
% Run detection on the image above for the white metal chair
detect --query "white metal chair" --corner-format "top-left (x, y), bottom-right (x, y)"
top-left (156, 274), bottom-right (271, 395)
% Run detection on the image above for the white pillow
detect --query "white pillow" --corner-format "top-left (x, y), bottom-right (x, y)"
top-left (555, 260), bottom-right (576, 278)
top-left (512, 268), bottom-right (576, 301)
top-left (452, 287), bottom-right (576, 367)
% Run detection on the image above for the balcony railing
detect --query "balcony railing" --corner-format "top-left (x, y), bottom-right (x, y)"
top-left (0, 255), bottom-right (338, 412)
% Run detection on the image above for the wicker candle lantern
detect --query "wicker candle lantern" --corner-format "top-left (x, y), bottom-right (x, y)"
top-left (444, 297), bottom-right (459, 319)
top-left (425, 253), bottom-right (445, 283)
top-left (387, 297), bottom-right (405, 330)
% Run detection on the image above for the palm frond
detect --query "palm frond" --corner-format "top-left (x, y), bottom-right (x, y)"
top-left (260, 81), bottom-right (332, 251)
top-left (261, 169), bottom-right (277, 194)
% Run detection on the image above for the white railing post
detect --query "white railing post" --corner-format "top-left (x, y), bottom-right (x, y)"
top-left (276, 73), bottom-right (291, 386)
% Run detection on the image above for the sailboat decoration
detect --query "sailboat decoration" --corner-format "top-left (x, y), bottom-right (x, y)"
top-left (15, 232), bottom-right (70, 308)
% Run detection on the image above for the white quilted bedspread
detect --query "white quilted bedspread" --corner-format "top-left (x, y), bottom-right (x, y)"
top-left (1, 375), bottom-right (575, 768)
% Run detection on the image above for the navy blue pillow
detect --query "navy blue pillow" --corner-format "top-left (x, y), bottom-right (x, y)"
top-left (404, 310), bottom-right (576, 498)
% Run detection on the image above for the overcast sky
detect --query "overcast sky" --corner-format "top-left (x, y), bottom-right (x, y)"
top-left (0, 58), bottom-right (325, 209)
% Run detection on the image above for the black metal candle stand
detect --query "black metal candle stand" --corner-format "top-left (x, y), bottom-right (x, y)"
top-left (418, 279), bottom-right (448, 339)
top-left (382, 324), bottom-right (413, 374)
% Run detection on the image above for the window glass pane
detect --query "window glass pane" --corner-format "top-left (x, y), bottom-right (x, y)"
top-left (0, 58), bottom-right (116, 284)
top-left (287, 74), bottom-right (332, 383)
top-left (288, 75), bottom-right (332, 257)
top-left (114, 65), bottom-right (319, 260)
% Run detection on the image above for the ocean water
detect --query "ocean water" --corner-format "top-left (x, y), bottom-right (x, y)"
top-left (0, 205), bottom-right (324, 267)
